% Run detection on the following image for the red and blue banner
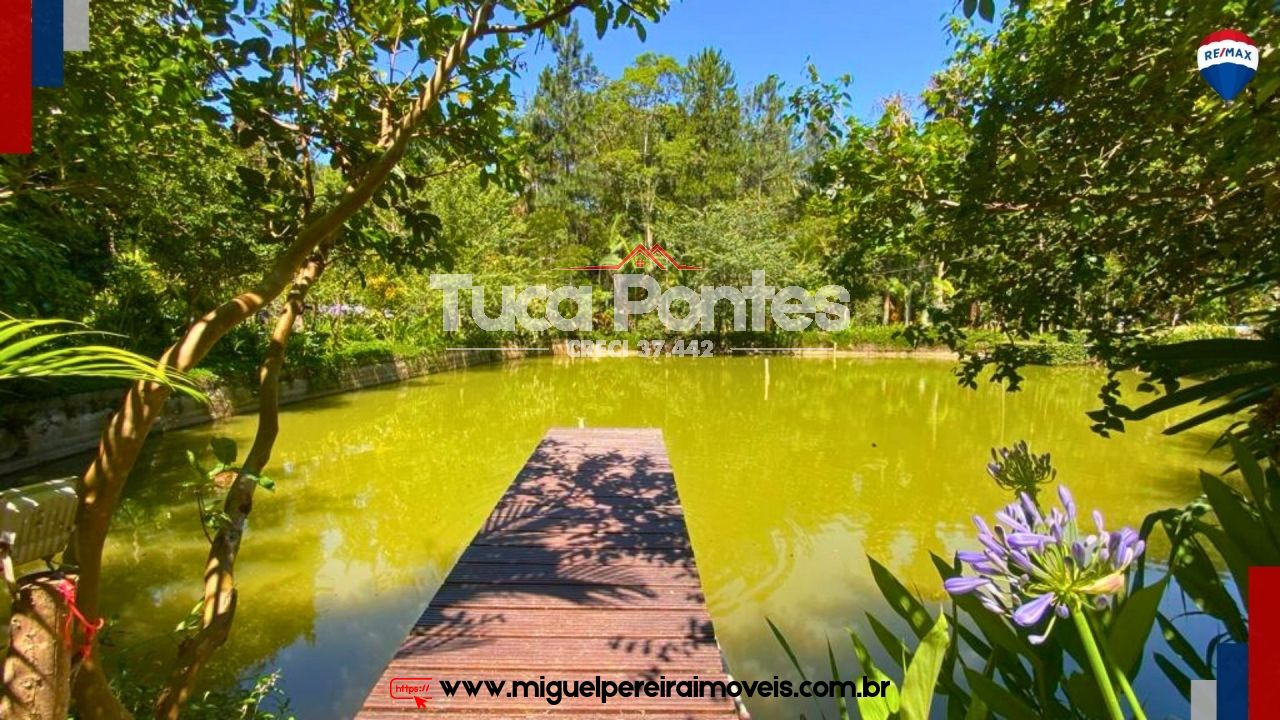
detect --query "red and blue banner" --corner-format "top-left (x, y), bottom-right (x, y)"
top-left (0, 0), bottom-right (33, 153)
top-left (1, 0), bottom-right (87, 153)
top-left (1249, 567), bottom-right (1280, 719)
top-left (1191, 567), bottom-right (1280, 719)
top-left (32, 0), bottom-right (63, 87)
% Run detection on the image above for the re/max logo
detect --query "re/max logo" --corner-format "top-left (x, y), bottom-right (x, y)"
top-left (1203, 46), bottom-right (1253, 62)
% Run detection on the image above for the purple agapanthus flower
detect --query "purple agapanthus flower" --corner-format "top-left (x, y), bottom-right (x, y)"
top-left (943, 484), bottom-right (1145, 644)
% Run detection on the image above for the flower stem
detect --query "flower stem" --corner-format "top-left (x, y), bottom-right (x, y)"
top-left (1071, 610), bottom-right (1126, 720)
top-left (1111, 663), bottom-right (1148, 720)
top-left (1087, 614), bottom-right (1148, 720)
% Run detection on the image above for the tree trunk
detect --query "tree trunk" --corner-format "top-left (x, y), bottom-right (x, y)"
top-left (153, 248), bottom-right (328, 720)
top-left (62, 8), bottom-right (497, 719)
top-left (925, 261), bottom-right (945, 327)
top-left (882, 293), bottom-right (891, 325)
top-left (71, 659), bottom-right (130, 720)
top-left (69, 0), bottom-right (493, 616)
top-left (1, 573), bottom-right (73, 720)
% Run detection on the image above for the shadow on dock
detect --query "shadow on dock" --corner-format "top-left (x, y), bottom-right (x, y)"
top-left (357, 428), bottom-right (738, 718)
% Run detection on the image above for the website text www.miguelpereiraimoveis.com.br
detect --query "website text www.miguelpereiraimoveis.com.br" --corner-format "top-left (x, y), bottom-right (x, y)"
top-left (391, 674), bottom-right (890, 706)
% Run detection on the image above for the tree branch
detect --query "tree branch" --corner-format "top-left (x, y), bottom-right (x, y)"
top-left (481, 0), bottom-right (587, 35)
top-left (151, 244), bottom-right (329, 720)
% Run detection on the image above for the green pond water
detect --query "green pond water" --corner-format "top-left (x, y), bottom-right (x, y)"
top-left (13, 356), bottom-right (1226, 718)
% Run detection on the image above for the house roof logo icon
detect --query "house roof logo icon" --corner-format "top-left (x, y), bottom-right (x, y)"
top-left (561, 243), bottom-right (703, 271)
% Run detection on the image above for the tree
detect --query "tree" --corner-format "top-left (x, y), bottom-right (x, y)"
top-left (592, 52), bottom-right (685, 248)
top-left (22, 2), bottom-right (669, 718)
top-left (740, 75), bottom-right (800, 198)
top-left (804, 0), bottom-right (1277, 390)
top-left (520, 48), bottom-right (811, 283)
top-left (0, 0), bottom-right (261, 333)
top-left (524, 21), bottom-right (602, 262)
top-left (678, 48), bottom-right (742, 205)
top-left (812, 96), bottom-right (967, 325)
top-left (919, 1), bottom-right (1279, 386)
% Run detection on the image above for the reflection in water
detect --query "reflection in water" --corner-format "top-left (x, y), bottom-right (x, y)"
top-left (23, 357), bottom-right (1222, 718)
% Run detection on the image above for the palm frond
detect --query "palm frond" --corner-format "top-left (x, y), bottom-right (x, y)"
top-left (0, 317), bottom-right (207, 402)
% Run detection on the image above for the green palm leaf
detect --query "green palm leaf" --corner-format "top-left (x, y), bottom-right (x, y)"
top-left (0, 317), bottom-right (207, 402)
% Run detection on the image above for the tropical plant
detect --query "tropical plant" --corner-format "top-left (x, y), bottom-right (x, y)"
top-left (1137, 438), bottom-right (1280, 699)
top-left (1106, 280), bottom-right (1280, 461)
top-left (0, 317), bottom-right (205, 400)
top-left (943, 485), bottom-right (1150, 720)
top-left (772, 446), bottom-right (1164, 720)
top-left (768, 611), bottom-right (951, 720)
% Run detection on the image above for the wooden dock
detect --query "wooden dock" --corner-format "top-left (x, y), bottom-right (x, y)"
top-left (356, 428), bottom-right (739, 719)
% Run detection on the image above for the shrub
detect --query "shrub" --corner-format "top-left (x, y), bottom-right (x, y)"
top-left (1154, 323), bottom-right (1240, 344)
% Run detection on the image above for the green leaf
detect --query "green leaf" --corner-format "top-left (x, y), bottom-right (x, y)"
top-left (594, 7), bottom-right (608, 38)
top-left (978, 0), bottom-right (996, 21)
top-left (1162, 388), bottom-right (1271, 435)
top-left (1228, 435), bottom-right (1271, 512)
top-left (1063, 671), bottom-right (1110, 719)
top-left (210, 437), bottom-right (238, 465)
top-left (1129, 367), bottom-right (1277, 419)
top-left (848, 627), bottom-right (901, 720)
top-left (240, 37), bottom-right (270, 61)
top-left (900, 613), bottom-right (950, 720)
top-left (963, 697), bottom-right (989, 720)
top-left (766, 618), bottom-right (810, 682)
top-left (866, 612), bottom-right (910, 671)
top-left (1153, 653), bottom-right (1192, 700)
top-left (1202, 470), bottom-right (1280, 566)
top-left (868, 556), bottom-right (932, 639)
top-left (185, 450), bottom-right (206, 482)
top-left (1193, 520), bottom-right (1254, 605)
top-left (1173, 539), bottom-right (1247, 641)
top-left (827, 639), bottom-right (850, 720)
top-left (203, 510), bottom-right (231, 532)
top-left (769, 618), bottom-right (832, 720)
top-left (962, 658), bottom-right (993, 720)
top-left (952, 591), bottom-right (1036, 663)
top-left (0, 320), bottom-right (205, 401)
top-left (175, 599), bottom-right (205, 633)
top-left (963, 668), bottom-right (1038, 720)
top-left (1256, 75), bottom-right (1280, 107)
top-left (1107, 576), bottom-right (1167, 676)
top-left (235, 165), bottom-right (267, 191)
top-left (1156, 614), bottom-right (1212, 679)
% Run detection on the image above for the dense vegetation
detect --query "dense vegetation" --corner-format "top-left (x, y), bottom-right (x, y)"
top-left (1, 0), bottom-right (1278, 718)
top-left (6, 7), bottom-right (1269, 400)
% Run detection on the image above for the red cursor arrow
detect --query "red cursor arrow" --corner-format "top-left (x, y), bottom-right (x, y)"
top-left (414, 696), bottom-right (428, 709)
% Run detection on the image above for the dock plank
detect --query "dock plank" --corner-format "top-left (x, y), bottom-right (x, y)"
top-left (356, 428), bottom-right (739, 719)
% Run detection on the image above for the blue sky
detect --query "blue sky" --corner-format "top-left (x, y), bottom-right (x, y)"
top-left (509, 0), bottom-right (969, 120)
